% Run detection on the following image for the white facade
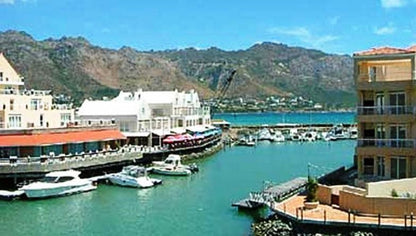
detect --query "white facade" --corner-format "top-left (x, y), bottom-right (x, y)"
top-left (0, 53), bottom-right (74, 129)
top-left (77, 89), bottom-right (211, 137)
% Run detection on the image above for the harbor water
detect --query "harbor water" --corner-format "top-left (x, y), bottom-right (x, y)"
top-left (0, 113), bottom-right (356, 235)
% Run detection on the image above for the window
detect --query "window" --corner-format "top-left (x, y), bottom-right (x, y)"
top-left (369, 66), bottom-right (377, 81)
top-left (376, 93), bottom-right (384, 114)
top-left (389, 92), bottom-right (405, 114)
top-left (40, 114), bottom-right (44, 127)
top-left (9, 99), bottom-right (14, 111)
top-left (8, 114), bottom-right (21, 128)
top-left (391, 157), bottom-right (406, 179)
top-left (30, 99), bottom-right (41, 110)
top-left (0, 72), bottom-right (3, 81)
top-left (119, 121), bottom-right (130, 132)
top-left (377, 156), bottom-right (385, 177)
top-left (60, 113), bottom-right (71, 126)
top-left (390, 124), bottom-right (406, 147)
top-left (363, 157), bottom-right (374, 175)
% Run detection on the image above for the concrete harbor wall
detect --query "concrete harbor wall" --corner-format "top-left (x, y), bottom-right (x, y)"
top-left (0, 136), bottom-right (223, 188)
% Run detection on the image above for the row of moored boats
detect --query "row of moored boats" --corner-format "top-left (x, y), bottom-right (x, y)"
top-left (12, 154), bottom-right (197, 199)
top-left (237, 125), bottom-right (357, 146)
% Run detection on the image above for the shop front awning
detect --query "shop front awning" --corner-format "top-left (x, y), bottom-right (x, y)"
top-left (0, 129), bottom-right (126, 147)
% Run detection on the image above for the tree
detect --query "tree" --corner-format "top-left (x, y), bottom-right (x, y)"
top-left (306, 176), bottom-right (318, 202)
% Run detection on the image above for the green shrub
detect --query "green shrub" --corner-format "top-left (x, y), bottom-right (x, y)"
top-left (306, 176), bottom-right (318, 202)
top-left (391, 189), bottom-right (398, 197)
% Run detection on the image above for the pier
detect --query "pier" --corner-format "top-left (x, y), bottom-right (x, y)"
top-left (232, 177), bottom-right (308, 209)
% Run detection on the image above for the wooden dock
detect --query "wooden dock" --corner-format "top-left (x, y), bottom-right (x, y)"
top-left (232, 177), bottom-right (308, 209)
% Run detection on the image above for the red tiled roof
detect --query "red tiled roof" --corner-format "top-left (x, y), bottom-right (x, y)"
top-left (0, 129), bottom-right (126, 147)
top-left (354, 46), bottom-right (412, 56)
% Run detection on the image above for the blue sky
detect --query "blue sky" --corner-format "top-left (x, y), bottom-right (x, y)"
top-left (0, 0), bottom-right (415, 55)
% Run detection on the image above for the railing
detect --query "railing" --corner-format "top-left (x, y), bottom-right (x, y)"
top-left (357, 106), bottom-right (415, 115)
top-left (357, 138), bottom-right (415, 148)
top-left (0, 89), bottom-right (51, 96)
top-left (357, 71), bottom-right (412, 83)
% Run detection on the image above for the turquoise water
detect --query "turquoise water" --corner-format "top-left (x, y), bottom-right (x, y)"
top-left (0, 140), bottom-right (355, 236)
top-left (214, 112), bottom-right (356, 125)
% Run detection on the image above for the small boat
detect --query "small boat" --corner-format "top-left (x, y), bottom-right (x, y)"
top-left (289, 128), bottom-right (301, 141)
top-left (302, 129), bottom-right (317, 142)
top-left (325, 124), bottom-right (349, 141)
top-left (19, 170), bottom-right (96, 199)
top-left (152, 165), bottom-right (192, 176)
top-left (258, 128), bottom-right (272, 141)
top-left (152, 154), bottom-right (198, 173)
top-left (348, 127), bottom-right (358, 139)
top-left (236, 136), bottom-right (256, 146)
top-left (108, 166), bottom-right (162, 188)
top-left (270, 130), bottom-right (285, 142)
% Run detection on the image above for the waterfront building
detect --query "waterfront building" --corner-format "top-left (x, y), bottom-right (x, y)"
top-left (77, 89), bottom-right (212, 146)
top-left (0, 53), bottom-right (136, 186)
top-left (354, 46), bottom-right (416, 181)
top-left (0, 53), bottom-right (74, 129)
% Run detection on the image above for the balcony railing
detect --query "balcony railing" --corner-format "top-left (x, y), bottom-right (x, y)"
top-left (0, 88), bottom-right (51, 96)
top-left (357, 138), bottom-right (415, 148)
top-left (357, 106), bottom-right (415, 115)
top-left (357, 71), bottom-right (412, 83)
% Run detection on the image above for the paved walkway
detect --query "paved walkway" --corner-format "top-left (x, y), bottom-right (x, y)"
top-left (272, 195), bottom-right (412, 229)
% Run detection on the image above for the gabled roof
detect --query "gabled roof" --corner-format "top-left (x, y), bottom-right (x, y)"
top-left (354, 45), bottom-right (416, 56)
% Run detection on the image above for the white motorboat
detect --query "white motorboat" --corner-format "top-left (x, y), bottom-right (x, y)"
top-left (108, 166), bottom-right (162, 188)
top-left (152, 165), bottom-right (192, 176)
top-left (302, 129), bottom-right (317, 142)
top-left (348, 127), bottom-right (358, 139)
top-left (270, 130), bottom-right (285, 142)
top-left (257, 128), bottom-right (272, 141)
top-left (289, 128), bottom-right (301, 141)
top-left (152, 154), bottom-right (199, 173)
top-left (325, 124), bottom-right (349, 141)
top-left (20, 170), bottom-right (96, 199)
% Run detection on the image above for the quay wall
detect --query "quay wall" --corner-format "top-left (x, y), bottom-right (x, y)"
top-left (0, 136), bottom-right (223, 188)
top-left (339, 190), bottom-right (416, 216)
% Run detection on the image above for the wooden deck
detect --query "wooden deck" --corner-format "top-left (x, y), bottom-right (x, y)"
top-left (232, 177), bottom-right (308, 209)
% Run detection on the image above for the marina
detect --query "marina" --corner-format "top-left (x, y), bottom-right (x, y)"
top-left (0, 137), bottom-right (355, 235)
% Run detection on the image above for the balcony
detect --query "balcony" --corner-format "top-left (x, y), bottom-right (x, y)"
top-left (357, 138), bottom-right (415, 148)
top-left (356, 71), bottom-right (414, 90)
top-left (357, 106), bottom-right (415, 115)
top-left (357, 71), bottom-right (412, 83)
top-left (357, 105), bottom-right (416, 123)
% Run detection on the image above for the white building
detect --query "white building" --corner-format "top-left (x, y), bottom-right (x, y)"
top-left (77, 89), bottom-right (211, 145)
top-left (0, 53), bottom-right (74, 129)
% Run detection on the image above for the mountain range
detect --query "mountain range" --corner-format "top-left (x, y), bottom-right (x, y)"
top-left (0, 30), bottom-right (355, 107)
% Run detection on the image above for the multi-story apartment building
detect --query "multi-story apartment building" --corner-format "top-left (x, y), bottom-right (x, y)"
top-left (0, 53), bottom-right (74, 129)
top-left (354, 46), bottom-right (416, 181)
top-left (77, 89), bottom-right (211, 145)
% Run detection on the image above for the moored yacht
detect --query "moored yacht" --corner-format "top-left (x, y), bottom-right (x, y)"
top-left (19, 170), bottom-right (96, 199)
top-left (152, 165), bottom-right (192, 176)
top-left (108, 166), bottom-right (162, 188)
top-left (152, 154), bottom-right (199, 173)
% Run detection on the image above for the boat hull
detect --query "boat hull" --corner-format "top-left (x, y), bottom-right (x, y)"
top-left (152, 167), bottom-right (191, 176)
top-left (108, 174), bottom-right (155, 188)
top-left (23, 182), bottom-right (96, 199)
